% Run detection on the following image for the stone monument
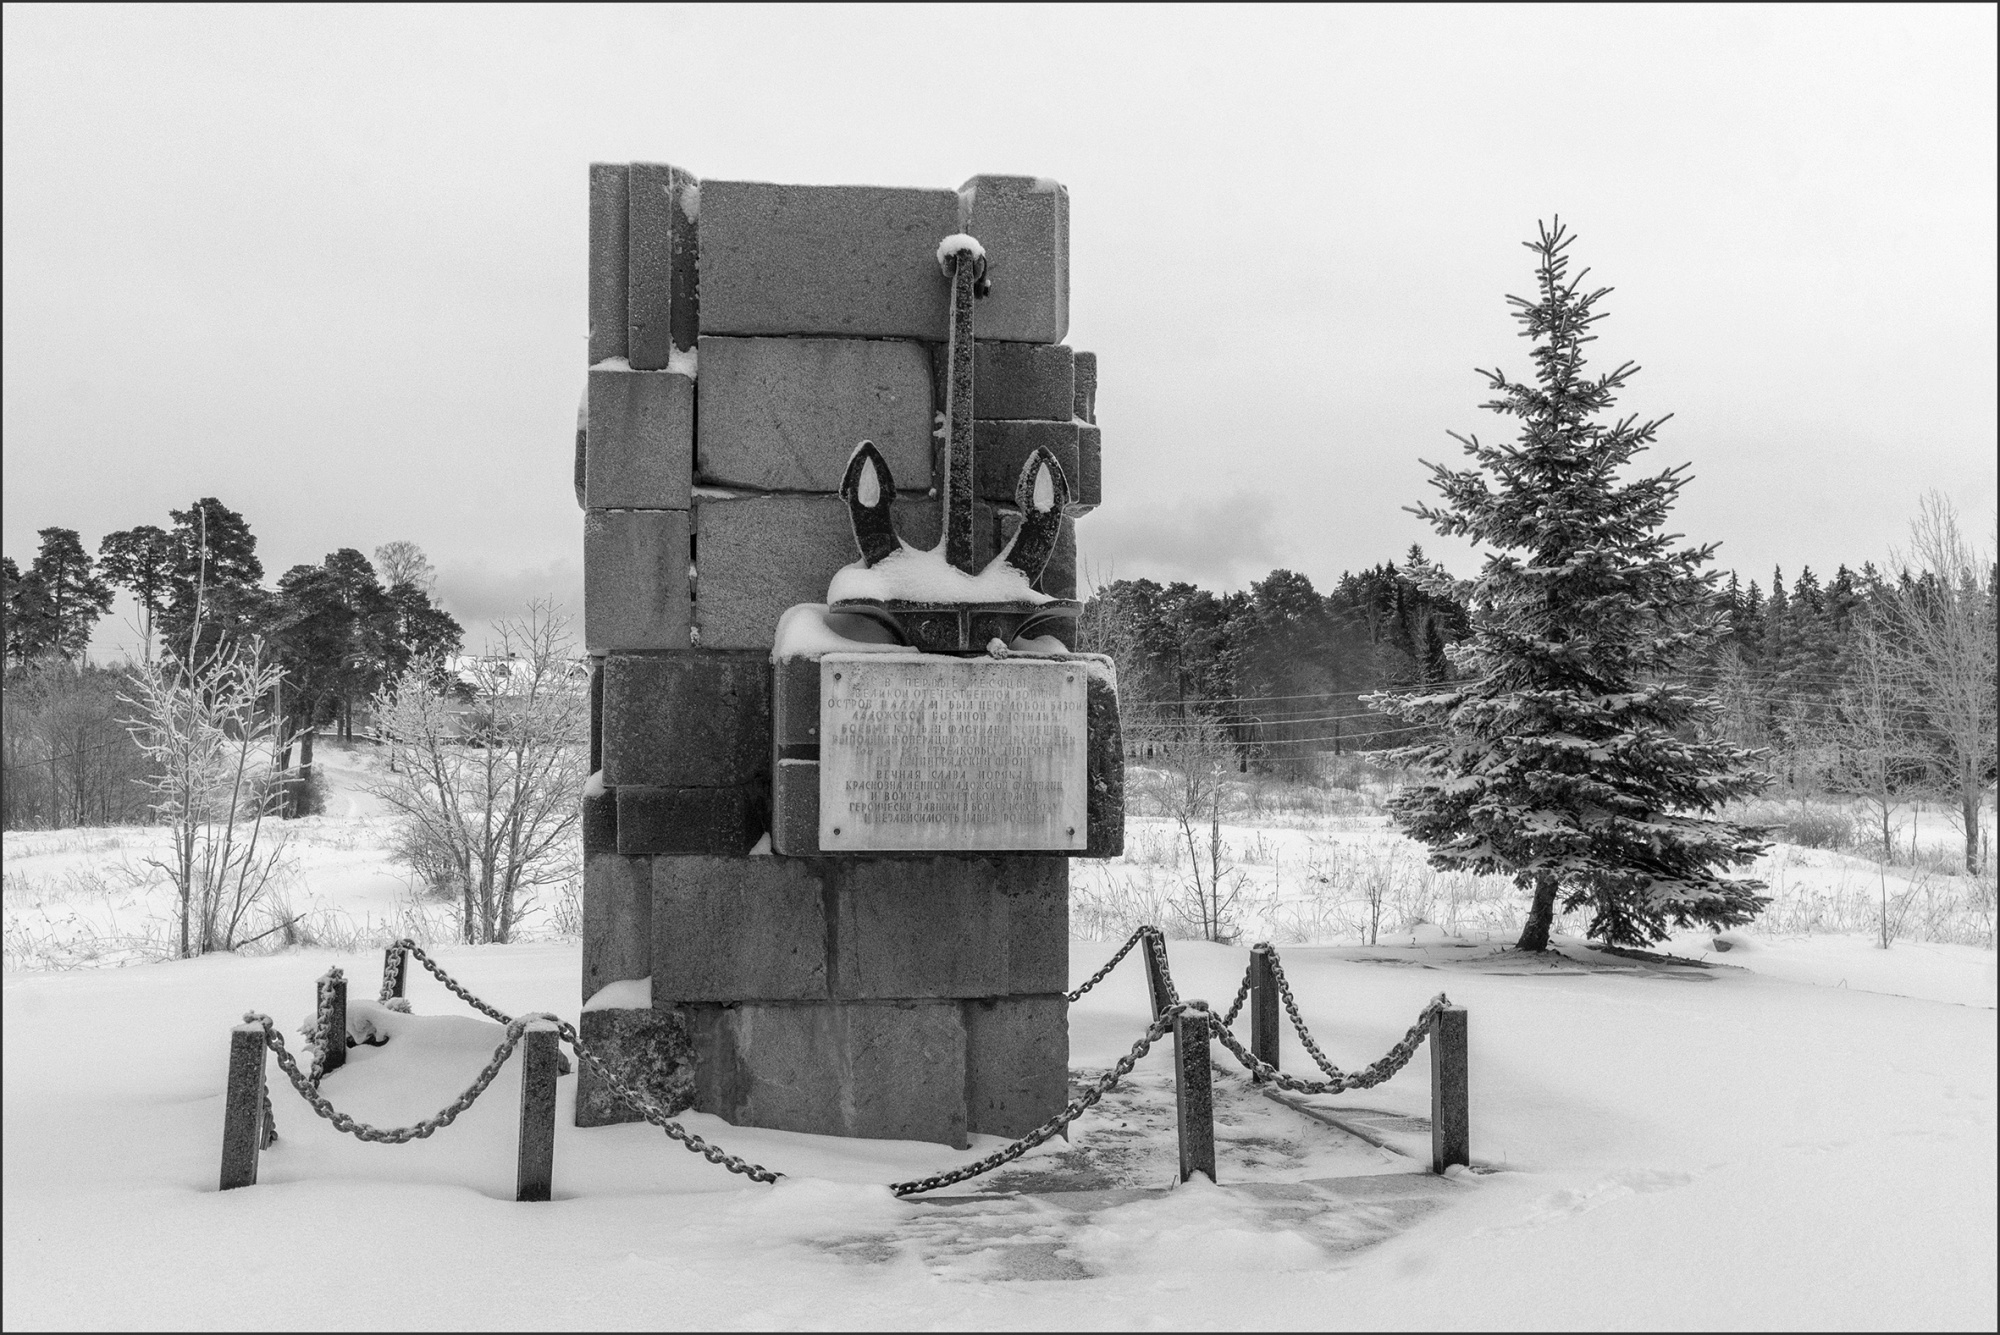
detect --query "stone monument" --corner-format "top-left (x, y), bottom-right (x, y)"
top-left (574, 164), bottom-right (1122, 1148)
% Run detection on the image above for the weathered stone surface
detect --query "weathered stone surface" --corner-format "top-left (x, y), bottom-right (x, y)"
top-left (516, 1023), bottom-right (560, 1200)
top-left (959, 175), bottom-right (1068, 344)
top-left (829, 856), bottom-right (1068, 999)
top-left (770, 759), bottom-right (820, 857)
top-left (574, 1007), bottom-right (695, 1128)
top-left (574, 392), bottom-right (588, 509)
top-left (1076, 423), bottom-right (1101, 512)
top-left (1084, 672), bottom-right (1125, 858)
top-left (582, 853), bottom-right (650, 1001)
top-left (585, 365), bottom-right (693, 509)
top-left (932, 341), bottom-right (1073, 421)
top-left (584, 509), bottom-right (690, 653)
top-left (582, 789), bottom-right (617, 856)
top-left (627, 162), bottom-right (699, 371)
top-left (601, 652), bottom-right (770, 787)
top-left (588, 164), bottom-right (629, 365)
top-left (698, 182), bottom-right (958, 338)
top-left (1072, 350), bottom-right (1097, 424)
top-left (974, 420), bottom-right (1098, 508)
top-left (962, 995), bottom-right (1069, 1138)
top-left (616, 785), bottom-right (766, 856)
top-left (692, 495), bottom-right (947, 650)
top-left (220, 1024), bottom-right (267, 1188)
top-left (697, 337), bottom-right (933, 491)
top-left (687, 1001), bottom-right (967, 1147)
top-left (588, 658), bottom-right (604, 772)
top-left (652, 857), bottom-right (828, 1003)
top-left (771, 656), bottom-right (820, 750)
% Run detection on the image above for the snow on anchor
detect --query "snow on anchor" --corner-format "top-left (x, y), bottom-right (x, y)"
top-left (828, 234), bottom-right (1081, 653)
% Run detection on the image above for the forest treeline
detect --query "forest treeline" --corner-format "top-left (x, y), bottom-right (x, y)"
top-left (1077, 547), bottom-right (1999, 796)
top-left (2, 497), bottom-right (463, 829)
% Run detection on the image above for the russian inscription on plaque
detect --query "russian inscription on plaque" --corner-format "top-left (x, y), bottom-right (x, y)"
top-left (820, 653), bottom-right (1087, 851)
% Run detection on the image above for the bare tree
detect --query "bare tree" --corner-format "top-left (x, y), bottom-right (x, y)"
top-left (1814, 612), bottom-right (1929, 947)
top-left (1141, 708), bottom-right (1245, 942)
top-left (372, 540), bottom-right (437, 593)
top-left (368, 601), bottom-right (586, 944)
top-left (121, 617), bottom-right (289, 957)
top-left (1883, 493), bottom-right (1997, 875)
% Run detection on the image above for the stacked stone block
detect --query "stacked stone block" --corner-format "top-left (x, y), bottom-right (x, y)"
top-left (577, 162), bottom-right (1105, 1145)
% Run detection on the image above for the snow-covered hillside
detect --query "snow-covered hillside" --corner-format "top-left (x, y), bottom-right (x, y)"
top-left (2, 746), bottom-right (1994, 1329)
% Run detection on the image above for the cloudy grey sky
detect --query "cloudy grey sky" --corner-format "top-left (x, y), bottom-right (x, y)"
top-left (4, 4), bottom-right (1994, 658)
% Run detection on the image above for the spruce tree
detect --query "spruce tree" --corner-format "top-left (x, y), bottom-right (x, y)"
top-left (1378, 220), bottom-right (1770, 951)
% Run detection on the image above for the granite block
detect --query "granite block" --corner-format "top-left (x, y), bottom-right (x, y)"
top-left (688, 1000), bottom-right (967, 1147)
top-left (588, 164), bottom-right (629, 365)
top-left (585, 365), bottom-right (693, 509)
top-left (627, 162), bottom-right (699, 370)
top-left (958, 175), bottom-right (1068, 343)
top-left (697, 337), bottom-right (933, 491)
top-left (574, 1007), bottom-right (695, 1127)
top-left (697, 182), bottom-right (958, 338)
top-left (601, 651), bottom-right (770, 788)
top-left (582, 853), bottom-right (651, 1002)
top-left (962, 995), bottom-right (1069, 1138)
top-left (652, 856), bottom-right (828, 1003)
top-left (584, 509), bottom-right (690, 653)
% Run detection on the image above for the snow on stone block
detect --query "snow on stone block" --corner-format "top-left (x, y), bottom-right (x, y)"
top-left (582, 977), bottom-right (652, 1012)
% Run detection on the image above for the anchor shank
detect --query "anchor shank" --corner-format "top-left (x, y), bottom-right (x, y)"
top-left (941, 252), bottom-right (978, 572)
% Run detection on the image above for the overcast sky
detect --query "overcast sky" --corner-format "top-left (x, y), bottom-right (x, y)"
top-left (4, 4), bottom-right (1994, 659)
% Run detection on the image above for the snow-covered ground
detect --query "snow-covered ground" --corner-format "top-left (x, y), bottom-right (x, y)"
top-left (3, 748), bottom-right (1995, 1329)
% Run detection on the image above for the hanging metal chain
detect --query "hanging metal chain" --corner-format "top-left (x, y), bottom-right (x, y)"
top-left (391, 939), bottom-right (514, 1024)
top-left (1220, 965), bottom-right (1252, 1029)
top-left (555, 1020), bottom-right (783, 1184)
top-left (380, 939), bottom-right (781, 1183)
top-left (890, 1003), bottom-right (1190, 1197)
top-left (1210, 994), bottom-right (1447, 1096)
top-left (1264, 947), bottom-right (1346, 1079)
top-left (1146, 927), bottom-right (1181, 1007)
top-left (380, 947), bottom-right (404, 1004)
top-left (245, 1009), bottom-right (545, 1143)
top-left (306, 968), bottom-right (342, 1089)
top-left (1066, 926), bottom-right (1151, 1003)
top-left (260, 1079), bottom-right (279, 1147)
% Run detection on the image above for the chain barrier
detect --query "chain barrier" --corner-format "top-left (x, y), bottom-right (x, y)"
top-left (1065, 926), bottom-right (1149, 1003)
top-left (890, 1003), bottom-right (1192, 1197)
top-left (381, 940), bottom-right (781, 1183)
top-left (1220, 965), bottom-right (1252, 1029)
top-left (1210, 994), bottom-right (1447, 1096)
top-left (244, 1009), bottom-right (544, 1144)
top-left (306, 968), bottom-right (341, 1089)
top-left (1146, 926), bottom-right (1180, 1007)
top-left (1264, 947), bottom-right (1347, 1079)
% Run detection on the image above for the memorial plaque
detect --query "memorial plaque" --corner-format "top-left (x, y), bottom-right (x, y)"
top-left (819, 654), bottom-right (1087, 851)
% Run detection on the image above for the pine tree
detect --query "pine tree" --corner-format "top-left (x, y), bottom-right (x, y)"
top-left (1376, 220), bottom-right (1770, 951)
top-left (15, 528), bottom-right (114, 665)
top-left (97, 524), bottom-right (176, 662)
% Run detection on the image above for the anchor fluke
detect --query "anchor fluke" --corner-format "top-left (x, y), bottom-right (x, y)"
top-left (1000, 446), bottom-right (1070, 584)
top-left (840, 440), bottom-right (901, 567)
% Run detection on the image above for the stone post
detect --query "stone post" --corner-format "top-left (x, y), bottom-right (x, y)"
top-left (516, 1022), bottom-right (560, 1202)
top-left (1249, 944), bottom-right (1280, 1076)
top-left (1430, 1004), bottom-right (1469, 1173)
top-left (1173, 1008), bottom-right (1216, 1184)
top-left (219, 1023), bottom-right (267, 1190)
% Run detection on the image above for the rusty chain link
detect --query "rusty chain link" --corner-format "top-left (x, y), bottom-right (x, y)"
top-left (890, 1002), bottom-right (1192, 1197)
top-left (1210, 993), bottom-right (1447, 1096)
top-left (1065, 926), bottom-right (1150, 1003)
top-left (1264, 948), bottom-right (1347, 1079)
top-left (392, 940), bottom-right (513, 1024)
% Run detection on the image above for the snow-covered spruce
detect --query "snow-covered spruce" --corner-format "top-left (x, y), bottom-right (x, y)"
top-left (1373, 219), bottom-right (1769, 951)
